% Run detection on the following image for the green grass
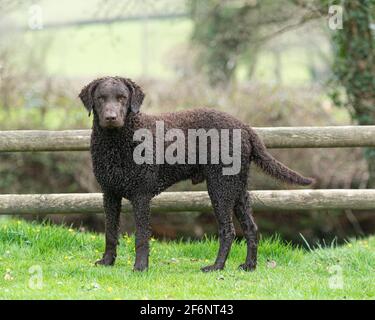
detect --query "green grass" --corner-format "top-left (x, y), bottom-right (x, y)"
top-left (0, 219), bottom-right (374, 300)
top-left (6, 0), bottom-right (332, 84)
top-left (14, 8), bottom-right (329, 84)
top-left (26, 20), bottom-right (328, 85)
top-left (23, 19), bottom-right (192, 79)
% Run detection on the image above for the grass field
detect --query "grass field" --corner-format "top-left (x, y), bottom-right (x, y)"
top-left (23, 20), bottom-right (327, 84)
top-left (0, 219), bottom-right (373, 300)
top-left (25, 19), bottom-right (192, 79)
top-left (7, 0), bottom-right (330, 84)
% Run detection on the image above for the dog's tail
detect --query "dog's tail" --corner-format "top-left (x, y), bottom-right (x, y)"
top-left (249, 129), bottom-right (314, 186)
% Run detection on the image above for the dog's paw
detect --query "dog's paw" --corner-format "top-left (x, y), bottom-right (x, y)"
top-left (201, 264), bottom-right (224, 272)
top-left (95, 255), bottom-right (115, 267)
top-left (133, 263), bottom-right (148, 272)
top-left (238, 263), bottom-right (256, 272)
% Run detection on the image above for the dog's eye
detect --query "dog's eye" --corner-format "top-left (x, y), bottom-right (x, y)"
top-left (97, 96), bottom-right (105, 103)
top-left (118, 96), bottom-right (126, 102)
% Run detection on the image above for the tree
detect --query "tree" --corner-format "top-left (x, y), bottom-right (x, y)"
top-left (327, 0), bottom-right (375, 187)
top-left (292, 0), bottom-right (375, 186)
top-left (189, 0), bottom-right (302, 86)
top-left (189, 0), bottom-right (255, 86)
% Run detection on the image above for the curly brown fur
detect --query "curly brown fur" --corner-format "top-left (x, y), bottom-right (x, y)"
top-left (79, 76), bottom-right (313, 272)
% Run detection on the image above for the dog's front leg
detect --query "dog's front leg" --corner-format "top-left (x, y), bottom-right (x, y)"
top-left (131, 196), bottom-right (152, 272)
top-left (95, 192), bottom-right (122, 266)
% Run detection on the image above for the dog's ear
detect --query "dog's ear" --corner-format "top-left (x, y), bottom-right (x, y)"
top-left (119, 77), bottom-right (145, 114)
top-left (78, 78), bottom-right (103, 116)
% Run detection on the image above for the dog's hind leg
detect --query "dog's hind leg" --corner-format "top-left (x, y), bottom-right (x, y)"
top-left (234, 190), bottom-right (258, 271)
top-left (201, 177), bottom-right (237, 272)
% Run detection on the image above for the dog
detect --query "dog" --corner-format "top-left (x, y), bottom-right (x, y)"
top-left (79, 76), bottom-right (313, 272)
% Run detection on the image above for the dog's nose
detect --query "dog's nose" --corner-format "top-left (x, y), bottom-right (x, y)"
top-left (105, 114), bottom-right (117, 122)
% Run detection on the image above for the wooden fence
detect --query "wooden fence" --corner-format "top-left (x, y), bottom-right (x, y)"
top-left (1, 126), bottom-right (375, 215)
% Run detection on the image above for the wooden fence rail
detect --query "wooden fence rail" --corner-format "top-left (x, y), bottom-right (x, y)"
top-left (1, 127), bottom-right (375, 214)
top-left (1, 190), bottom-right (375, 214)
top-left (1, 126), bottom-right (375, 152)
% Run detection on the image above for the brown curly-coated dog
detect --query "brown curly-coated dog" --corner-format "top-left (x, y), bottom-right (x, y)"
top-left (79, 76), bottom-right (313, 272)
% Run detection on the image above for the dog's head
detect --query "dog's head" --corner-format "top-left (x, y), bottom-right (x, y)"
top-left (79, 76), bottom-right (145, 129)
